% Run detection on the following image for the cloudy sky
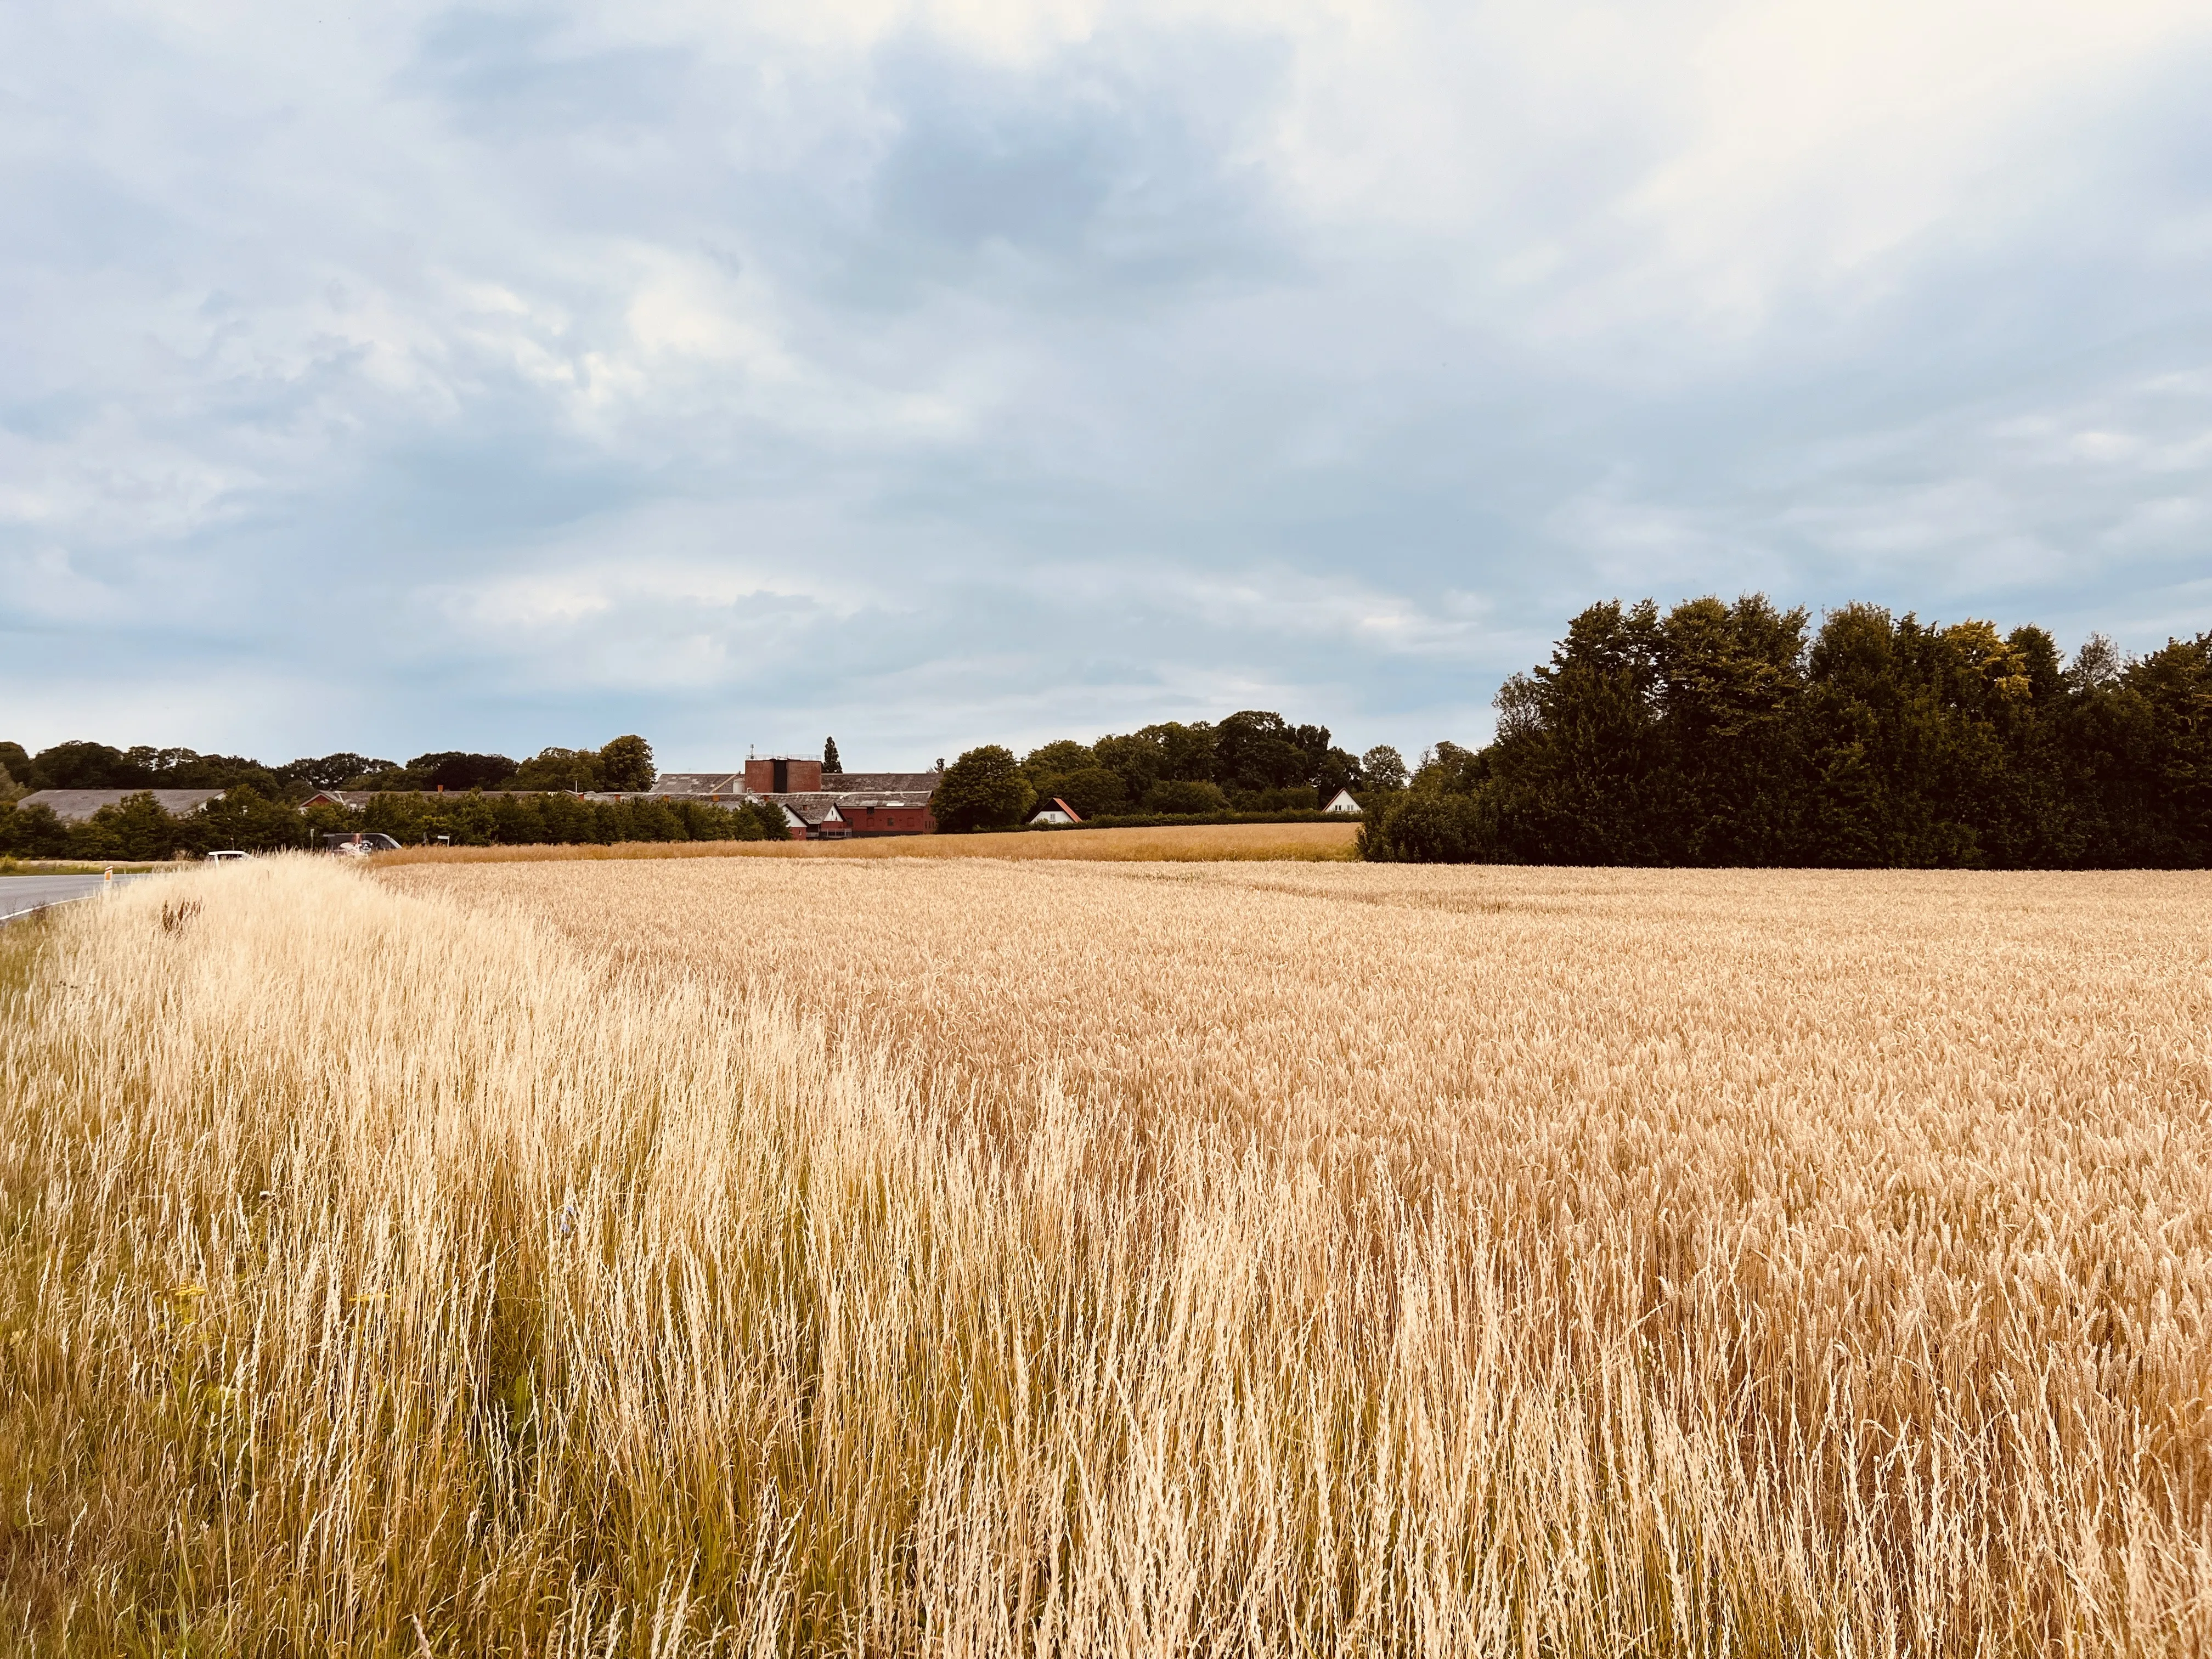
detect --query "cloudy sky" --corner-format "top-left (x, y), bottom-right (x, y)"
top-left (4, 0), bottom-right (2210, 770)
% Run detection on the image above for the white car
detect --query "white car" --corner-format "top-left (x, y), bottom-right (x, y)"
top-left (206, 850), bottom-right (250, 862)
top-left (323, 832), bottom-right (402, 856)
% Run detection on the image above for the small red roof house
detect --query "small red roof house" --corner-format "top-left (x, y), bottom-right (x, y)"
top-left (1029, 797), bottom-right (1082, 826)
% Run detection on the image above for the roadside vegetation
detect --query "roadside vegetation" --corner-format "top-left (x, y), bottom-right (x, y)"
top-left (4, 856), bottom-right (2207, 1654)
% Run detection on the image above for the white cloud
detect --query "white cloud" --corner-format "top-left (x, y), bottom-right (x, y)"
top-left (4, 0), bottom-right (2211, 758)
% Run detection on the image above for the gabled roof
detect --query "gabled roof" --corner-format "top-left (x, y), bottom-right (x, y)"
top-left (18, 788), bottom-right (225, 823)
top-left (1322, 788), bottom-right (1363, 812)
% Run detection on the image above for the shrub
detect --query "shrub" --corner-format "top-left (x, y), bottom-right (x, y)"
top-left (1360, 791), bottom-right (1494, 863)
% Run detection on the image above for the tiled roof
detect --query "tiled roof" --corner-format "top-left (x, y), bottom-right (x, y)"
top-left (825, 771), bottom-right (940, 794)
top-left (764, 792), bottom-right (848, 824)
top-left (18, 788), bottom-right (227, 823)
top-left (769, 789), bottom-right (934, 816)
top-left (652, 772), bottom-right (749, 795)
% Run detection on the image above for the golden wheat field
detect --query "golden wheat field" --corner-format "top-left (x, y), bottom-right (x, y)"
top-left (370, 821), bottom-right (1361, 866)
top-left (3, 857), bottom-right (2210, 1657)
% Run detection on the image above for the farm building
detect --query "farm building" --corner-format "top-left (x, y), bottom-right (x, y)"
top-left (1030, 798), bottom-right (1082, 826)
top-left (18, 788), bottom-right (227, 823)
top-left (294, 763), bottom-right (940, 841)
top-left (1322, 788), bottom-right (1363, 814)
top-left (651, 759), bottom-right (942, 839)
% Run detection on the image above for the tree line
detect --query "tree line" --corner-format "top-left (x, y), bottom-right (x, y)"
top-left (0, 733), bottom-right (786, 859)
top-left (0, 734), bottom-right (660, 800)
top-left (1361, 596), bottom-right (2212, 867)
top-left (929, 713), bottom-right (1407, 832)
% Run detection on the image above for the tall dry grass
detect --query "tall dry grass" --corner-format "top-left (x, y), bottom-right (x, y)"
top-left (3, 857), bottom-right (2209, 1656)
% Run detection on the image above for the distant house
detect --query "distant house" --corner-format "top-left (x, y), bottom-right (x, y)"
top-left (19, 788), bottom-right (225, 824)
top-left (1030, 798), bottom-right (1082, 826)
top-left (1322, 788), bottom-right (1363, 814)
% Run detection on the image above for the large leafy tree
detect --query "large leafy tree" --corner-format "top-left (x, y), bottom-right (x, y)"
top-left (1021, 740), bottom-right (1098, 812)
top-left (1056, 766), bottom-right (1128, 819)
top-left (1358, 745), bottom-right (1408, 794)
top-left (930, 746), bottom-right (1035, 831)
top-left (405, 752), bottom-right (518, 792)
top-left (30, 741), bottom-right (149, 790)
top-left (280, 753), bottom-right (391, 792)
top-left (1212, 710), bottom-right (1329, 792)
top-left (596, 735), bottom-right (656, 793)
top-left (506, 748), bottom-right (603, 792)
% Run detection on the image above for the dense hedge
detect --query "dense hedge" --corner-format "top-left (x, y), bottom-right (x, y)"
top-left (350, 791), bottom-right (788, 849)
top-left (1362, 597), bottom-right (2212, 867)
top-left (0, 788), bottom-right (788, 861)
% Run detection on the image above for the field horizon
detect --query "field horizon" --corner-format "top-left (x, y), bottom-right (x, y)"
top-left (369, 820), bottom-right (1362, 866)
top-left (3, 856), bottom-right (2208, 1654)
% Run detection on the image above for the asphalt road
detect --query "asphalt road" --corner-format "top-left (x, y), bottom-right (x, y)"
top-left (0, 872), bottom-right (170, 922)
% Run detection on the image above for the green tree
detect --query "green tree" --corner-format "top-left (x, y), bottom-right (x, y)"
top-left (194, 785), bottom-right (313, 854)
top-left (32, 741), bottom-right (149, 789)
top-left (1213, 711), bottom-right (1324, 792)
top-left (1359, 745), bottom-right (1408, 793)
top-left (930, 746), bottom-right (1035, 831)
top-left (1141, 778), bottom-right (1228, 814)
top-left (1312, 746), bottom-right (1362, 800)
top-left (1091, 734), bottom-right (1161, 803)
top-left (0, 802), bottom-right (70, 857)
top-left (823, 736), bottom-right (842, 774)
top-left (742, 799), bottom-right (795, 840)
top-left (1056, 766), bottom-right (1127, 819)
top-left (279, 753), bottom-right (391, 792)
top-left (405, 752), bottom-right (517, 792)
top-left (1022, 740), bottom-right (1097, 810)
top-left (77, 792), bottom-right (188, 860)
top-left (1143, 721), bottom-right (1217, 782)
top-left (596, 735), bottom-right (656, 793)
top-left (506, 748), bottom-right (603, 792)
